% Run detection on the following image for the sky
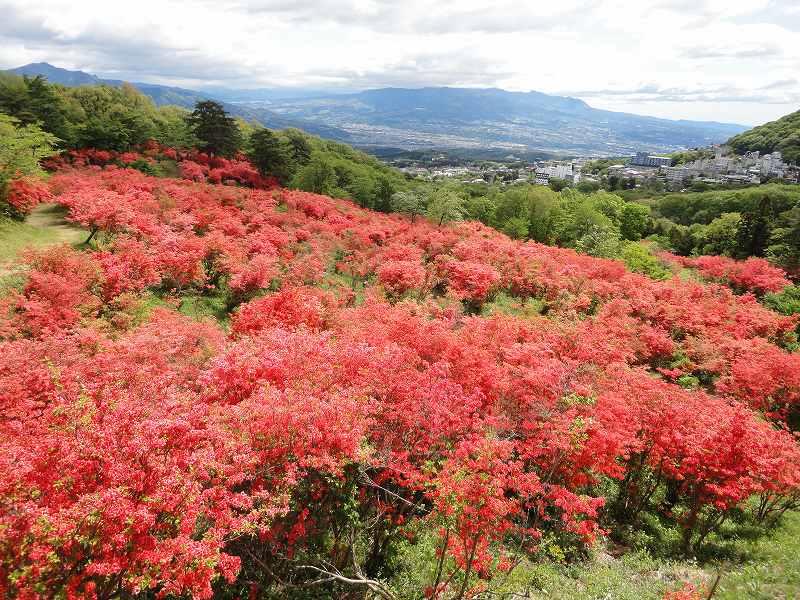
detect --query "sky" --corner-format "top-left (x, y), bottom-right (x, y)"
top-left (1, 0), bottom-right (799, 126)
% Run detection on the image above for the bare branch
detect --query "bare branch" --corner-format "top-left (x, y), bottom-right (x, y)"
top-left (298, 565), bottom-right (398, 600)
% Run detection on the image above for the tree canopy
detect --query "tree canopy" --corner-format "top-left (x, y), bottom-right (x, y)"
top-left (185, 100), bottom-right (243, 157)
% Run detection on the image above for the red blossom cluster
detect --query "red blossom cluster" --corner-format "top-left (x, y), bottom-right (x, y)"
top-left (662, 583), bottom-right (703, 600)
top-left (657, 251), bottom-right (791, 296)
top-left (1, 160), bottom-right (799, 598)
top-left (43, 141), bottom-right (278, 191)
top-left (687, 255), bottom-right (791, 295)
top-left (179, 157), bottom-right (278, 189)
top-left (4, 177), bottom-right (53, 215)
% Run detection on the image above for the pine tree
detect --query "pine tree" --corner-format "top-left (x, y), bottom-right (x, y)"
top-left (247, 128), bottom-right (294, 183)
top-left (185, 100), bottom-right (242, 157)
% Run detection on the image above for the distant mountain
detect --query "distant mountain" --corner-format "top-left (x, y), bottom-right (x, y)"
top-left (5, 63), bottom-right (747, 155)
top-left (9, 62), bottom-right (102, 86)
top-left (7, 62), bottom-right (208, 106)
top-left (727, 108), bottom-right (800, 163)
top-left (199, 87), bottom-right (342, 103)
top-left (262, 87), bottom-right (747, 155)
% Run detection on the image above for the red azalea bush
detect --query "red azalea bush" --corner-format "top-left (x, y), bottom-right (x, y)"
top-left (377, 259), bottom-right (427, 297)
top-left (437, 257), bottom-right (501, 310)
top-left (1, 156), bottom-right (799, 598)
top-left (4, 177), bottom-right (53, 215)
top-left (688, 255), bottom-right (791, 295)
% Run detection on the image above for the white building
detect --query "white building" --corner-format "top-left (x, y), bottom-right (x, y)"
top-left (534, 161), bottom-right (582, 185)
top-left (760, 152), bottom-right (785, 177)
top-left (662, 166), bottom-right (688, 186)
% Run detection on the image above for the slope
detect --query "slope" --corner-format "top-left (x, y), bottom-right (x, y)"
top-left (727, 108), bottom-right (800, 163)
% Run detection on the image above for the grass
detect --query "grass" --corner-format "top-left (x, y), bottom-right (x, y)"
top-left (496, 550), bottom-right (706, 600)
top-left (0, 204), bottom-right (86, 268)
top-left (388, 526), bottom-right (708, 600)
top-left (483, 291), bottom-right (545, 319)
top-left (492, 511), bottom-right (800, 599)
top-left (714, 511), bottom-right (800, 599)
top-left (177, 292), bottom-right (231, 327)
top-left (386, 508), bottom-right (800, 599)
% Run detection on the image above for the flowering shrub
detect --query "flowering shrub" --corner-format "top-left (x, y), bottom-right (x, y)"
top-left (688, 255), bottom-right (791, 295)
top-left (4, 177), bottom-right (53, 215)
top-left (1, 156), bottom-right (799, 598)
top-left (437, 257), bottom-right (501, 310)
top-left (377, 259), bottom-right (426, 297)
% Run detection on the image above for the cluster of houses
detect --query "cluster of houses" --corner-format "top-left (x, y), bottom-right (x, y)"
top-left (398, 163), bottom-right (537, 185)
top-left (608, 147), bottom-right (799, 190)
top-left (394, 145), bottom-right (798, 191)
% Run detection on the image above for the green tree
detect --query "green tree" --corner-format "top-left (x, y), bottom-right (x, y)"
top-left (390, 191), bottom-right (424, 222)
top-left (501, 216), bottom-right (529, 239)
top-left (68, 84), bottom-right (160, 150)
top-left (491, 186), bottom-right (530, 232)
top-left (736, 195), bottom-right (773, 257)
top-left (185, 100), bottom-right (242, 157)
top-left (463, 194), bottom-right (496, 224)
top-left (349, 174), bottom-right (377, 209)
top-left (554, 196), bottom-right (615, 247)
top-left (283, 128), bottom-right (312, 165)
top-left (293, 156), bottom-right (337, 195)
top-left (526, 188), bottom-right (561, 243)
top-left (427, 185), bottom-right (465, 226)
top-left (24, 76), bottom-right (71, 142)
top-left (153, 106), bottom-right (197, 149)
top-left (667, 223), bottom-right (695, 255)
top-left (0, 114), bottom-right (58, 188)
top-left (576, 180), bottom-right (601, 193)
top-left (764, 285), bottom-right (800, 317)
top-left (247, 128), bottom-right (295, 183)
top-left (695, 212), bottom-right (741, 256)
top-left (574, 221), bottom-right (621, 257)
top-left (620, 202), bottom-right (650, 240)
top-left (620, 242), bottom-right (671, 280)
top-left (0, 114), bottom-right (58, 213)
top-left (589, 190), bottom-right (625, 225)
top-left (768, 205), bottom-right (800, 275)
top-left (0, 73), bottom-right (30, 118)
top-left (373, 175), bottom-right (396, 212)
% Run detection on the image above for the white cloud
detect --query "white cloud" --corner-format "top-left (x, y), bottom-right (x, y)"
top-left (0, 0), bottom-right (797, 124)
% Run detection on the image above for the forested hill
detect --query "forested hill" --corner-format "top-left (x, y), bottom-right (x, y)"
top-left (727, 108), bottom-right (800, 163)
top-left (4, 63), bottom-right (351, 140)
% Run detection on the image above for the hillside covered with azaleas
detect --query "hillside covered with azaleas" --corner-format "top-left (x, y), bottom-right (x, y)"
top-left (2, 154), bottom-right (800, 599)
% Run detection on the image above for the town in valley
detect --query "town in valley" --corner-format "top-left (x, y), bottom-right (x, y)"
top-left (391, 144), bottom-right (800, 191)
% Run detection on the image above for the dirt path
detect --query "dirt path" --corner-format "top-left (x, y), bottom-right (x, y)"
top-left (24, 203), bottom-right (86, 243)
top-left (0, 203), bottom-right (86, 278)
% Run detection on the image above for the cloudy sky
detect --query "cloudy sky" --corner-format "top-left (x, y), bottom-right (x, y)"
top-left (1, 0), bottom-right (798, 126)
